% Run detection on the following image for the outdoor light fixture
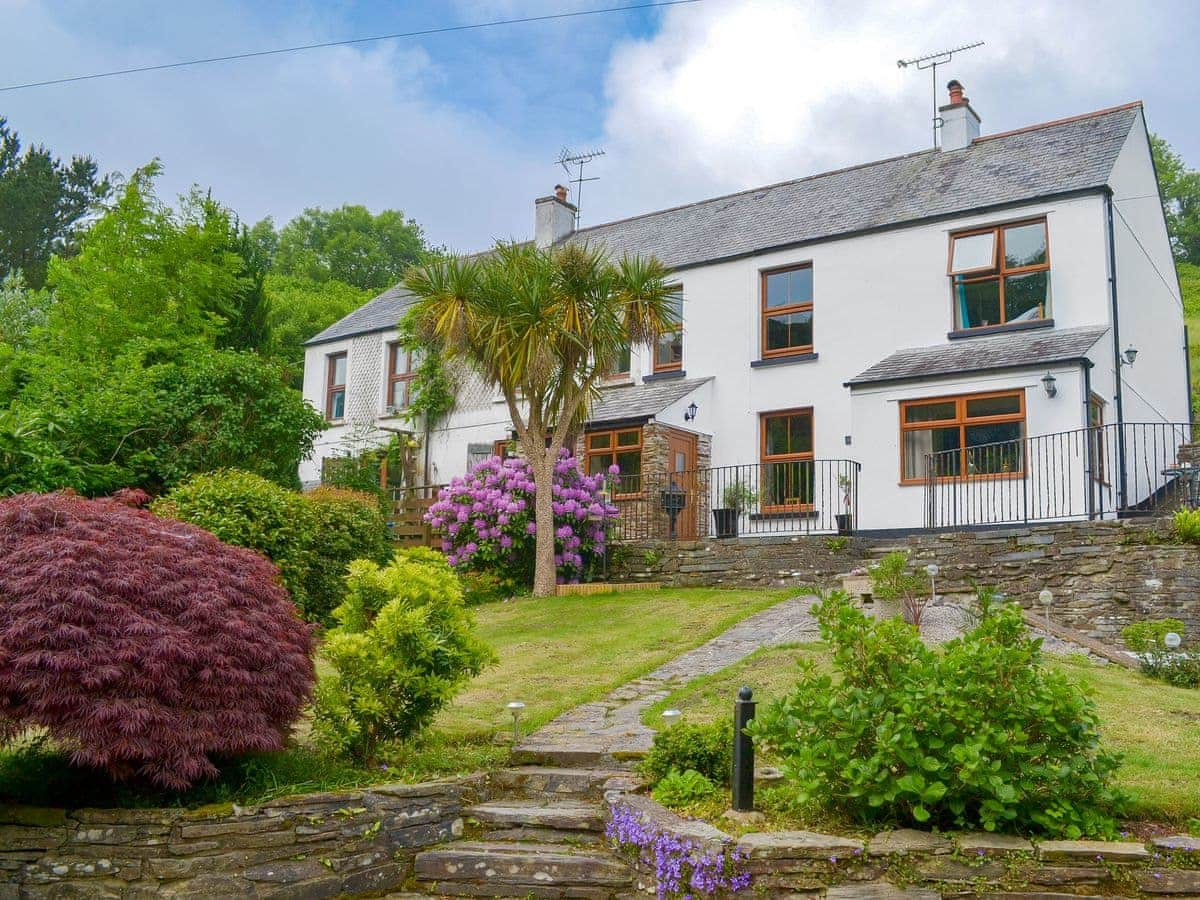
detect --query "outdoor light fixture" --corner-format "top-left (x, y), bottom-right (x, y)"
top-left (1041, 372), bottom-right (1058, 398)
top-left (1038, 588), bottom-right (1053, 629)
top-left (1164, 632), bottom-right (1182, 651)
top-left (661, 709), bottom-right (682, 728)
top-left (1121, 345), bottom-right (1138, 366)
top-left (506, 701), bottom-right (525, 746)
top-left (684, 402), bottom-right (699, 423)
top-left (925, 564), bottom-right (939, 604)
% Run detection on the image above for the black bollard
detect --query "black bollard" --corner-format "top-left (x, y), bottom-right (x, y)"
top-left (731, 686), bottom-right (755, 811)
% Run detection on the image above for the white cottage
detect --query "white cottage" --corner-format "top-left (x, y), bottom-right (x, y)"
top-left (301, 85), bottom-right (1192, 535)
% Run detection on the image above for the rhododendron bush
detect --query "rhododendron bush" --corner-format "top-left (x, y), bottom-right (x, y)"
top-left (0, 492), bottom-right (315, 790)
top-left (426, 453), bottom-right (618, 585)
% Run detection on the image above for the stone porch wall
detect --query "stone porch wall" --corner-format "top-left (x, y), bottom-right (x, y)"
top-left (612, 517), bottom-right (1200, 644)
top-left (0, 781), bottom-right (463, 898)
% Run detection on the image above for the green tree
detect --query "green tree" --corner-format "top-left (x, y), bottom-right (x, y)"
top-left (404, 242), bottom-right (674, 596)
top-left (1181, 260), bottom-right (1199, 419)
top-left (1151, 134), bottom-right (1200, 265)
top-left (0, 117), bottom-right (110, 289)
top-left (0, 271), bottom-right (50, 350)
top-left (275, 204), bottom-right (428, 291)
top-left (264, 274), bottom-right (369, 382)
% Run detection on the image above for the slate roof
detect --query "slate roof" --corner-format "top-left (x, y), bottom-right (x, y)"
top-left (305, 285), bottom-right (416, 346)
top-left (846, 325), bottom-right (1110, 387)
top-left (565, 104), bottom-right (1140, 270)
top-left (586, 377), bottom-right (711, 426)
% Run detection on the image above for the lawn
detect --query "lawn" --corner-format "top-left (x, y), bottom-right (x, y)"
top-left (643, 643), bottom-right (1200, 824)
top-left (0, 586), bottom-right (793, 808)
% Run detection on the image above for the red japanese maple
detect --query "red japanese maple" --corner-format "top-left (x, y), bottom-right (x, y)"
top-left (0, 492), bottom-right (316, 790)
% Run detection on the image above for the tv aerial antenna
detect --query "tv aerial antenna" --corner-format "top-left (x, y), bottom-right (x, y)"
top-left (557, 147), bottom-right (605, 226)
top-left (897, 41), bottom-right (984, 148)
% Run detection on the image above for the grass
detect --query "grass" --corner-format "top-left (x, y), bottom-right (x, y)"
top-left (0, 586), bottom-right (793, 809)
top-left (642, 642), bottom-right (1200, 824)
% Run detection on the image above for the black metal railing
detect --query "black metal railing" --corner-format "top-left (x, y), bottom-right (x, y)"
top-left (610, 459), bottom-right (861, 541)
top-left (923, 421), bottom-right (1196, 528)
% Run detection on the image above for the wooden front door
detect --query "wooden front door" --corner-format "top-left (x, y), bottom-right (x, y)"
top-left (665, 429), bottom-right (699, 539)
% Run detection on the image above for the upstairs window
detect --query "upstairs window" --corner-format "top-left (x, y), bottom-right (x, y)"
top-left (900, 390), bottom-right (1025, 483)
top-left (654, 287), bottom-right (684, 373)
top-left (603, 340), bottom-right (632, 380)
top-left (586, 427), bottom-right (642, 496)
top-left (950, 219), bottom-right (1050, 331)
top-left (761, 264), bottom-right (813, 358)
top-left (760, 408), bottom-right (814, 511)
top-left (387, 344), bottom-right (415, 412)
top-left (325, 352), bottom-right (347, 420)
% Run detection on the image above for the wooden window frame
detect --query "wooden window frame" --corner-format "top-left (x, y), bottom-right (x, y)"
top-left (948, 217), bottom-right (1051, 331)
top-left (653, 286), bottom-right (684, 374)
top-left (386, 343), bottom-right (416, 413)
top-left (585, 427), bottom-right (644, 498)
top-left (759, 407), bottom-right (815, 512)
top-left (325, 352), bottom-right (347, 421)
top-left (898, 389), bottom-right (1026, 485)
top-left (1088, 393), bottom-right (1108, 485)
top-left (760, 263), bottom-right (814, 359)
top-left (603, 342), bottom-right (633, 382)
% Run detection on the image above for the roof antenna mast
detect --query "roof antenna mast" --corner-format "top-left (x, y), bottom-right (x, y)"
top-left (557, 147), bottom-right (605, 227)
top-left (898, 41), bottom-right (984, 148)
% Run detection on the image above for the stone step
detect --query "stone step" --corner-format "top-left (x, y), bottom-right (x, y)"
top-left (467, 800), bottom-right (604, 833)
top-left (413, 841), bottom-right (633, 897)
top-left (510, 745), bottom-right (646, 768)
top-left (480, 825), bottom-right (600, 845)
top-left (486, 766), bottom-right (643, 800)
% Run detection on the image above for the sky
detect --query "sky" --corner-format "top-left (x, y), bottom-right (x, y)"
top-left (1, 0), bottom-right (1198, 254)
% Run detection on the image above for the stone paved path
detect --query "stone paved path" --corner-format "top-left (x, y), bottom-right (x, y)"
top-left (514, 595), bottom-right (820, 764)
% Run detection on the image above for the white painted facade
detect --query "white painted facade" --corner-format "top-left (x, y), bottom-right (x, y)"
top-left (301, 103), bottom-right (1190, 531)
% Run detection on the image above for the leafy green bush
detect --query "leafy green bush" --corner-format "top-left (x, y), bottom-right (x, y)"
top-left (642, 721), bottom-right (733, 788)
top-left (458, 570), bottom-right (512, 606)
top-left (152, 470), bottom-right (389, 624)
top-left (869, 551), bottom-right (929, 626)
top-left (749, 593), bottom-right (1124, 838)
top-left (1123, 619), bottom-right (1198, 688)
top-left (651, 769), bottom-right (718, 807)
top-left (1122, 619), bottom-right (1187, 652)
top-left (1174, 508), bottom-right (1200, 544)
top-left (313, 548), bottom-right (495, 762)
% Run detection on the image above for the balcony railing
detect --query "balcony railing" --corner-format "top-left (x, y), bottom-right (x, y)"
top-left (923, 421), bottom-right (1196, 529)
top-left (609, 459), bottom-right (861, 542)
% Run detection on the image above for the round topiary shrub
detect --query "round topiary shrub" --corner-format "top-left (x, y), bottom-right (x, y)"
top-left (0, 492), bottom-right (315, 790)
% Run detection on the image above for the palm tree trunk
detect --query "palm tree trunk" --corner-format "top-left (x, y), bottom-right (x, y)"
top-left (531, 453), bottom-right (557, 597)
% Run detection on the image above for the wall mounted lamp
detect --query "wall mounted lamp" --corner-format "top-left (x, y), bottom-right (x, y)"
top-left (684, 402), bottom-right (699, 422)
top-left (1121, 345), bottom-right (1138, 366)
top-left (1040, 372), bottom-right (1058, 398)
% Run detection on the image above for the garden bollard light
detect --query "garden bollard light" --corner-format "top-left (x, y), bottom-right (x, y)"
top-left (506, 701), bottom-right (525, 746)
top-left (1164, 632), bottom-right (1182, 651)
top-left (1038, 588), bottom-right (1053, 630)
top-left (732, 686), bottom-right (755, 812)
top-left (925, 563), bottom-right (939, 605)
top-left (662, 708), bottom-right (682, 728)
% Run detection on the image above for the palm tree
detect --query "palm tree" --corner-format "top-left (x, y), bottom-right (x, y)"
top-left (404, 241), bottom-right (675, 597)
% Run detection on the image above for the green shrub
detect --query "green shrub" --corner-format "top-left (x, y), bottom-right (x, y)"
top-left (458, 570), bottom-right (512, 606)
top-left (1122, 619), bottom-right (1187, 652)
top-left (642, 721), bottom-right (733, 788)
top-left (313, 548), bottom-right (495, 762)
top-left (869, 551), bottom-right (929, 626)
top-left (749, 593), bottom-right (1124, 838)
top-left (152, 471), bottom-right (389, 625)
top-left (1174, 508), bottom-right (1200, 544)
top-left (1123, 619), bottom-right (1198, 688)
top-left (651, 769), bottom-right (717, 807)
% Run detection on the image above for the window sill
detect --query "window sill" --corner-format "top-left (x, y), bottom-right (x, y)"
top-left (947, 319), bottom-right (1053, 340)
top-left (750, 509), bottom-right (820, 521)
top-left (326, 418), bottom-right (346, 426)
top-left (751, 352), bottom-right (819, 369)
top-left (643, 369), bottom-right (686, 382)
top-left (900, 472), bottom-right (1026, 487)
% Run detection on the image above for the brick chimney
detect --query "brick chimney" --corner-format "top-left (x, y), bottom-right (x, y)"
top-left (535, 184), bottom-right (576, 248)
top-left (939, 79), bottom-right (981, 151)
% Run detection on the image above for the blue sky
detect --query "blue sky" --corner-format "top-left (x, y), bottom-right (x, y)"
top-left (2, 1), bottom-right (1198, 253)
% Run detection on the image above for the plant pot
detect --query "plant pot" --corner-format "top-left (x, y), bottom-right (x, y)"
top-left (712, 507), bottom-right (739, 539)
top-left (835, 513), bottom-right (854, 536)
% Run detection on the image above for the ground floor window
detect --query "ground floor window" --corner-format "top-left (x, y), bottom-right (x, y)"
top-left (586, 427), bottom-right (643, 496)
top-left (900, 390), bottom-right (1025, 482)
top-left (760, 408), bottom-right (814, 511)
top-left (1088, 393), bottom-right (1107, 484)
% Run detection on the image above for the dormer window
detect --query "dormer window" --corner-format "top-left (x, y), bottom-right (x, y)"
top-left (950, 218), bottom-right (1050, 331)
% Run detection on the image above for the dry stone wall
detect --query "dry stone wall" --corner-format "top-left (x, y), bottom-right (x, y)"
top-left (0, 781), bottom-right (463, 898)
top-left (612, 517), bottom-right (1200, 644)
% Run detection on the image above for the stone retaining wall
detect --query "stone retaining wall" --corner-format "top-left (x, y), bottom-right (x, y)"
top-left (0, 781), bottom-right (464, 898)
top-left (609, 795), bottom-right (1200, 898)
top-left (612, 517), bottom-right (1200, 643)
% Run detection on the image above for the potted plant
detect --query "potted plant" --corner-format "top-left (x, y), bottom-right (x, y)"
top-left (712, 480), bottom-right (756, 538)
top-left (836, 474), bottom-right (854, 536)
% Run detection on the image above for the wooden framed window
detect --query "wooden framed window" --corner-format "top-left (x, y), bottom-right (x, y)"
top-left (900, 390), bottom-right (1026, 483)
top-left (387, 343), bottom-right (415, 412)
top-left (949, 218), bottom-right (1050, 330)
top-left (325, 352), bottom-right (347, 420)
top-left (760, 408), bottom-right (814, 511)
top-left (585, 427), bottom-right (643, 496)
top-left (604, 341), bottom-right (632, 380)
top-left (1088, 393), bottom-right (1107, 484)
top-left (654, 287), bottom-right (684, 373)
top-left (761, 264), bottom-right (813, 358)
